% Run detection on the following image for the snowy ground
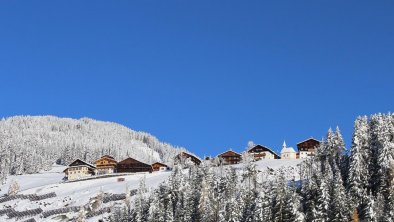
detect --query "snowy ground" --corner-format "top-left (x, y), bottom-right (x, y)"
top-left (232, 159), bottom-right (303, 180)
top-left (0, 165), bottom-right (171, 222)
top-left (0, 159), bottom-right (302, 221)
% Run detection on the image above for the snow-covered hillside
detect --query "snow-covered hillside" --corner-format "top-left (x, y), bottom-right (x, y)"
top-left (233, 159), bottom-right (303, 180)
top-left (0, 115), bottom-right (189, 183)
top-left (0, 165), bottom-right (172, 222)
top-left (0, 159), bottom-right (301, 222)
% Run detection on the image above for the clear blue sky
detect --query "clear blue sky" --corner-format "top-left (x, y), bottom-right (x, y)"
top-left (0, 1), bottom-right (393, 157)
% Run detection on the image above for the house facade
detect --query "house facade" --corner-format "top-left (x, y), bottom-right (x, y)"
top-left (63, 159), bottom-right (96, 181)
top-left (95, 155), bottom-right (117, 175)
top-left (152, 162), bottom-right (169, 171)
top-left (174, 152), bottom-right (202, 165)
top-left (217, 150), bottom-right (242, 165)
top-left (248, 145), bottom-right (280, 160)
top-left (116, 158), bottom-right (153, 173)
top-left (297, 138), bottom-right (321, 159)
top-left (280, 141), bottom-right (297, 160)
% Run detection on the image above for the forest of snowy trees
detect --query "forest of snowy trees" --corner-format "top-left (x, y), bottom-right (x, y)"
top-left (110, 113), bottom-right (394, 222)
top-left (0, 116), bottom-right (187, 183)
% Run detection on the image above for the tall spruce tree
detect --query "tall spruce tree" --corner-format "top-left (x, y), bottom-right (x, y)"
top-left (348, 116), bottom-right (370, 210)
top-left (328, 165), bottom-right (349, 222)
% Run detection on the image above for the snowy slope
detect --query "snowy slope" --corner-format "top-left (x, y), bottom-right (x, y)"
top-left (0, 165), bottom-right (171, 222)
top-left (0, 159), bottom-right (302, 221)
top-left (232, 159), bottom-right (303, 180)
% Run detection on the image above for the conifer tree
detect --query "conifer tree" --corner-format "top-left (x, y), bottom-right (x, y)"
top-left (315, 170), bottom-right (330, 222)
top-left (358, 192), bottom-right (376, 222)
top-left (134, 177), bottom-right (150, 222)
top-left (282, 181), bottom-right (304, 222)
top-left (328, 166), bottom-right (349, 222)
top-left (369, 114), bottom-right (385, 195)
top-left (348, 116), bottom-right (370, 210)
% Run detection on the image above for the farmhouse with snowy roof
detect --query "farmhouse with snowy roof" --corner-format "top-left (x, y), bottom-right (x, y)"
top-left (174, 152), bottom-right (202, 165)
top-left (63, 159), bottom-right (96, 181)
top-left (152, 162), bottom-right (170, 171)
top-left (116, 157), bottom-right (153, 173)
top-left (95, 155), bottom-right (117, 175)
top-left (248, 144), bottom-right (280, 160)
top-left (297, 137), bottom-right (321, 159)
top-left (217, 150), bottom-right (242, 165)
top-left (280, 141), bottom-right (297, 159)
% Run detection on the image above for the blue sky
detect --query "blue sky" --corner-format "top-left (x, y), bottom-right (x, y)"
top-left (0, 1), bottom-right (393, 157)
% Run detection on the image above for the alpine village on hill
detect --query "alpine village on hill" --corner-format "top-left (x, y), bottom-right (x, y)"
top-left (63, 138), bottom-right (319, 181)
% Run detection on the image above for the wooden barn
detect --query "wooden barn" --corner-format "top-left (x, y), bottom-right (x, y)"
top-left (116, 158), bottom-right (153, 173)
top-left (152, 162), bottom-right (169, 171)
top-left (297, 138), bottom-right (321, 159)
top-left (63, 159), bottom-right (96, 181)
top-left (248, 144), bottom-right (280, 160)
top-left (217, 150), bottom-right (242, 165)
top-left (174, 152), bottom-right (201, 166)
top-left (95, 155), bottom-right (117, 175)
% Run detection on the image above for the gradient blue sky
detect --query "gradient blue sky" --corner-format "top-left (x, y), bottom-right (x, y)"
top-left (0, 1), bottom-right (393, 157)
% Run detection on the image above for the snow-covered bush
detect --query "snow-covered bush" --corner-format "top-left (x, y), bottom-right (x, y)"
top-left (7, 180), bottom-right (20, 196)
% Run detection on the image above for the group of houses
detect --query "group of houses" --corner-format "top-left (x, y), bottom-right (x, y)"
top-left (63, 155), bottom-right (170, 181)
top-left (63, 138), bottom-right (321, 180)
top-left (213, 137), bottom-right (321, 165)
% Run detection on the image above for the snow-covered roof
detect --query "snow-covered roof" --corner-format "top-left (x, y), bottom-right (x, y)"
top-left (247, 144), bottom-right (280, 157)
top-left (64, 159), bottom-right (96, 172)
top-left (152, 162), bottom-right (168, 167)
top-left (296, 137), bottom-right (320, 145)
top-left (217, 149), bottom-right (241, 157)
top-left (179, 151), bottom-right (202, 161)
top-left (281, 147), bottom-right (296, 154)
top-left (281, 141), bottom-right (296, 153)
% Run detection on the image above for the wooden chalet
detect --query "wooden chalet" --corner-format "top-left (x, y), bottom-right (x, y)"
top-left (297, 138), bottom-right (321, 159)
top-left (95, 155), bottom-right (117, 175)
top-left (174, 152), bottom-right (202, 166)
top-left (248, 145), bottom-right (280, 160)
top-left (63, 159), bottom-right (96, 181)
top-left (217, 150), bottom-right (242, 165)
top-left (116, 157), bottom-right (153, 173)
top-left (152, 162), bottom-right (169, 171)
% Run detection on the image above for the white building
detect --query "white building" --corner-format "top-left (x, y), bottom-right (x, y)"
top-left (297, 138), bottom-right (321, 159)
top-left (63, 159), bottom-right (96, 181)
top-left (247, 144), bottom-right (280, 160)
top-left (280, 141), bottom-right (297, 160)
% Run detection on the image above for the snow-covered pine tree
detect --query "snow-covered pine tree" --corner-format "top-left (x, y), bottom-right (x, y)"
top-left (300, 159), bottom-right (319, 222)
top-left (240, 157), bottom-right (258, 222)
top-left (148, 192), bottom-right (163, 222)
top-left (282, 181), bottom-right (304, 222)
top-left (376, 114), bottom-right (393, 195)
top-left (348, 116), bottom-right (370, 210)
top-left (369, 113), bottom-right (385, 195)
top-left (134, 177), bottom-right (150, 222)
top-left (358, 192), bottom-right (376, 222)
top-left (328, 165), bottom-right (349, 222)
top-left (315, 160), bottom-right (331, 222)
top-left (199, 163), bottom-right (218, 222)
top-left (271, 170), bottom-right (288, 222)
